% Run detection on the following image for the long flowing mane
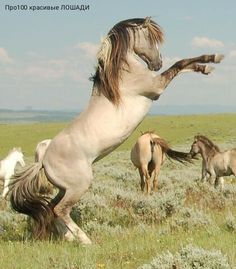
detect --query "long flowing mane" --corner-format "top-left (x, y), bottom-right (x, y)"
top-left (195, 135), bottom-right (220, 152)
top-left (91, 17), bottom-right (164, 105)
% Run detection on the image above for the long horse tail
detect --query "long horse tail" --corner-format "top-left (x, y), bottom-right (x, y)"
top-left (9, 162), bottom-right (54, 239)
top-left (152, 137), bottom-right (192, 164)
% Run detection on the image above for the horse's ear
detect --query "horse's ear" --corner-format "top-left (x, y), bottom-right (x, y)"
top-left (16, 147), bottom-right (22, 152)
top-left (143, 17), bottom-right (151, 28)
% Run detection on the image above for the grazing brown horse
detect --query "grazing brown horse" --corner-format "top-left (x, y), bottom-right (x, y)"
top-left (131, 132), bottom-right (191, 194)
top-left (9, 17), bottom-right (223, 244)
top-left (190, 135), bottom-right (236, 189)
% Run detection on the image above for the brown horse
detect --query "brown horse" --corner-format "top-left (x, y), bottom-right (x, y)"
top-left (189, 135), bottom-right (236, 189)
top-left (131, 132), bottom-right (191, 194)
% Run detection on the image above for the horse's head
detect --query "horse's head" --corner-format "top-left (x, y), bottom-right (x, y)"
top-left (93, 17), bottom-right (164, 105)
top-left (189, 137), bottom-right (201, 158)
top-left (132, 17), bottom-right (163, 71)
top-left (190, 135), bottom-right (220, 159)
top-left (13, 147), bottom-right (26, 167)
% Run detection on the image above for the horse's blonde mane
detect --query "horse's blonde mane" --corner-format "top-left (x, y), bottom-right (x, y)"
top-left (91, 17), bottom-right (164, 106)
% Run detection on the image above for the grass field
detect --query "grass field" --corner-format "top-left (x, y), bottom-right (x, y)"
top-left (0, 114), bottom-right (236, 268)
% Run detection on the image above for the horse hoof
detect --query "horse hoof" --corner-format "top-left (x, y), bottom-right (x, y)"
top-left (204, 65), bottom-right (215, 74)
top-left (214, 54), bottom-right (224, 63)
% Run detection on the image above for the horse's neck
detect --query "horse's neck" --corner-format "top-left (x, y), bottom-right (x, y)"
top-left (4, 153), bottom-right (18, 167)
top-left (200, 144), bottom-right (216, 163)
top-left (125, 52), bottom-right (150, 75)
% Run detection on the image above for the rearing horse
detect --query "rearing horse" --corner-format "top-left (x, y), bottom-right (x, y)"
top-left (10, 17), bottom-right (224, 244)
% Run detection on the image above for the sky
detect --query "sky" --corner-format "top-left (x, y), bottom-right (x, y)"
top-left (0, 0), bottom-right (236, 112)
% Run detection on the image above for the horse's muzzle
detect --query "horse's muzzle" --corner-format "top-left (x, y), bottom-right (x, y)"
top-left (149, 60), bottom-right (162, 72)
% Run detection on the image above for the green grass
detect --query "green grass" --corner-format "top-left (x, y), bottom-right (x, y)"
top-left (1, 113), bottom-right (236, 157)
top-left (0, 113), bottom-right (236, 268)
top-left (118, 113), bottom-right (236, 151)
top-left (0, 224), bottom-right (235, 269)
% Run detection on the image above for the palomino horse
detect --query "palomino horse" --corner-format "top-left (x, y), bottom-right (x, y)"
top-left (10, 17), bottom-right (224, 244)
top-left (189, 135), bottom-right (236, 189)
top-left (131, 132), bottom-right (191, 194)
top-left (0, 148), bottom-right (25, 198)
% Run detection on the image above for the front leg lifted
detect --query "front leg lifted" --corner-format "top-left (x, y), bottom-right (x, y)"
top-left (152, 54), bottom-right (224, 97)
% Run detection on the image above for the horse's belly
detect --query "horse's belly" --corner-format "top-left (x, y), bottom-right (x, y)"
top-left (215, 166), bottom-right (232, 177)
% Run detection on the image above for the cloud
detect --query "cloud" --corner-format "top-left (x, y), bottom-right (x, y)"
top-left (73, 42), bottom-right (99, 59)
top-left (0, 47), bottom-right (13, 63)
top-left (192, 36), bottom-right (224, 49)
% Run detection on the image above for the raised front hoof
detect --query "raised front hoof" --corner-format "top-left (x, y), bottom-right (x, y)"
top-left (214, 54), bottom-right (224, 63)
top-left (203, 65), bottom-right (215, 75)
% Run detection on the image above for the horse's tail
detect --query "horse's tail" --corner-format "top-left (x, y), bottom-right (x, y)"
top-left (9, 162), bottom-right (54, 239)
top-left (152, 137), bottom-right (192, 164)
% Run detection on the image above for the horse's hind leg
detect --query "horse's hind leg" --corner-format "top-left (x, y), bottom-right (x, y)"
top-left (51, 165), bottom-right (93, 244)
top-left (53, 186), bottom-right (92, 244)
top-left (140, 165), bottom-right (151, 194)
top-left (138, 168), bottom-right (145, 192)
top-left (152, 165), bottom-right (161, 192)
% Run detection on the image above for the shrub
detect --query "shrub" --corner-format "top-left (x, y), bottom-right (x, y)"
top-left (170, 207), bottom-right (213, 231)
top-left (225, 212), bottom-right (236, 232)
top-left (138, 244), bottom-right (231, 269)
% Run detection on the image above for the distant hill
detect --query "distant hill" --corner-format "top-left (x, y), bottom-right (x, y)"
top-left (0, 105), bottom-right (235, 123)
top-left (150, 105), bottom-right (236, 115)
top-left (0, 109), bottom-right (78, 123)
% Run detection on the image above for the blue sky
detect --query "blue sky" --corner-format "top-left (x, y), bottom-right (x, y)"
top-left (0, 0), bottom-right (235, 112)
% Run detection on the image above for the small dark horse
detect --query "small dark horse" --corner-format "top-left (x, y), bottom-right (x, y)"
top-left (190, 135), bottom-right (236, 189)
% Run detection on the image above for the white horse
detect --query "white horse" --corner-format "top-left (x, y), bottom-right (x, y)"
top-left (0, 148), bottom-right (25, 198)
top-left (10, 17), bottom-right (224, 244)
